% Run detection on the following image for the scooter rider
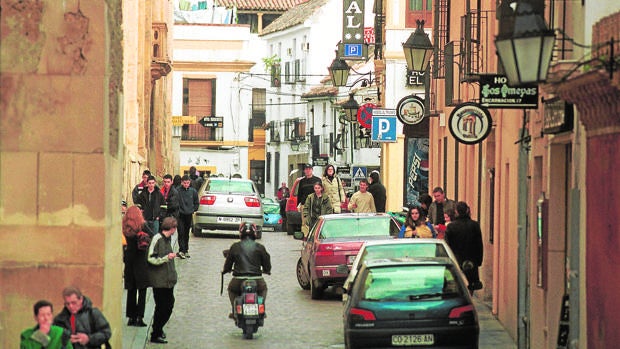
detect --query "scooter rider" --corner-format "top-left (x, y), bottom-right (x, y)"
top-left (222, 222), bottom-right (271, 316)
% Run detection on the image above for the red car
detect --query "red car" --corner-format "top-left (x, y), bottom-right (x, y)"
top-left (294, 213), bottom-right (401, 299)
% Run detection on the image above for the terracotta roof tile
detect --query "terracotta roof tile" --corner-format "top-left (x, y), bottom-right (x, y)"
top-left (301, 86), bottom-right (339, 98)
top-left (216, 0), bottom-right (305, 11)
top-left (260, 0), bottom-right (330, 35)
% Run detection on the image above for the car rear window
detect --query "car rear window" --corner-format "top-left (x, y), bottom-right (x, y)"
top-left (363, 243), bottom-right (450, 260)
top-left (207, 180), bottom-right (255, 194)
top-left (320, 217), bottom-right (393, 238)
top-left (361, 265), bottom-right (462, 301)
top-left (263, 204), bottom-right (280, 214)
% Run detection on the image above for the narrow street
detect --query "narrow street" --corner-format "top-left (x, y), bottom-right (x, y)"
top-left (123, 230), bottom-right (516, 349)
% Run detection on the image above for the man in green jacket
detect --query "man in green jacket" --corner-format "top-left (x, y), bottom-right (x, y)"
top-left (147, 217), bottom-right (178, 344)
top-left (21, 300), bottom-right (72, 349)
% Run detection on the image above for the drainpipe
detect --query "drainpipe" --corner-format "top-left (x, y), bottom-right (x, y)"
top-left (517, 110), bottom-right (530, 349)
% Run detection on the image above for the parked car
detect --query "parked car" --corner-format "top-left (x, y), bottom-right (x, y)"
top-left (294, 213), bottom-right (401, 299)
top-left (341, 238), bottom-right (459, 300)
top-left (343, 258), bottom-right (479, 349)
top-left (193, 178), bottom-right (263, 239)
top-left (284, 177), bottom-right (302, 235)
top-left (262, 197), bottom-right (282, 232)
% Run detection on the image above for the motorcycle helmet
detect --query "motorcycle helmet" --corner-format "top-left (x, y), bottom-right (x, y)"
top-left (239, 222), bottom-right (257, 240)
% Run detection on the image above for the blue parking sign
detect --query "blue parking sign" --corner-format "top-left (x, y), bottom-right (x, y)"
top-left (371, 109), bottom-right (397, 142)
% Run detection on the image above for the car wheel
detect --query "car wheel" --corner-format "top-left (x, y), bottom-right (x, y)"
top-left (296, 258), bottom-right (310, 290)
top-left (310, 279), bottom-right (324, 300)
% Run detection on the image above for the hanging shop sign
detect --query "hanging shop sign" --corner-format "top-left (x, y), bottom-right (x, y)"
top-left (542, 97), bottom-right (574, 134)
top-left (357, 102), bottom-right (376, 129)
top-left (172, 116), bottom-right (197, 126)
top-left (341, 0), bottom-right (367, 60)
top-left (448, 102), bottom-right (492, 145)
top-left (199, 116), bottom-right (224, 128)
top-left (406, 70), bottom-right (426, 86)
top-left (396, 95), bottom-right (425, 125)
top-left (312, 156), bottom-right (329, 167)
top-left (479, 74), bottom-right (539, 109)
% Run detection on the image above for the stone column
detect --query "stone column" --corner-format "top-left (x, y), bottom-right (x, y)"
top-left (0, 1), bottom-right (124, 348)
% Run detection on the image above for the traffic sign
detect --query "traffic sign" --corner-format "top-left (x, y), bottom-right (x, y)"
top-left (357, 103), bottom-right (376, 129)
top-left (172, 116), bottom-right (197, 126)
top-left (344, 43), bottom-right (363, 58)
top-left (371, 109), bottom-right (397, 142)
top-left (352, 166), bottom-right (367, 179)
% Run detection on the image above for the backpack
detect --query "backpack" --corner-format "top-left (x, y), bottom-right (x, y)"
top-left (136, 231), bottom-right (151, 251)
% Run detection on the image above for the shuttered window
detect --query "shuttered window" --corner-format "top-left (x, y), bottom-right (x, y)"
top-left (182, 78), bottom-right (215, 141)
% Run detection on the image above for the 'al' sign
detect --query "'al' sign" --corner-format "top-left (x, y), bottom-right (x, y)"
top-left (343, 0), bottom-right (364, 44)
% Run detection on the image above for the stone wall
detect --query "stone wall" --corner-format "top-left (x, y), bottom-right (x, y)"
top-left (0, 1), bottom-right (124, 347)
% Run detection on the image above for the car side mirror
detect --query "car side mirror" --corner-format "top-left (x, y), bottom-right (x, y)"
top-left (336, 264), bottom-right (350, 275)
top-left (293, 231), bottom-right (305, 240)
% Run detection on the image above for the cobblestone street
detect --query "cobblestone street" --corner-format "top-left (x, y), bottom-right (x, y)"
top-left (123, 230), bottom-right (516, 348)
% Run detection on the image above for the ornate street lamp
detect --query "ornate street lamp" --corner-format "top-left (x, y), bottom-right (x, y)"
top-left (494, 0), bottom-right (555, 86)
top-left (342, 93), bottom-right (359, 122)
top-left (329, 55), bottom-right (351, 87)
top-left (402, 20), bottom-right (434, 72)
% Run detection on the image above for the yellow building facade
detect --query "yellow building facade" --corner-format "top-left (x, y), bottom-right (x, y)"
top-left (0, 1), bottom-right (173, 347)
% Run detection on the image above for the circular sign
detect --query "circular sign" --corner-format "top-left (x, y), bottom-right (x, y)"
top-left (357, 103), bottom-right (376, 129)
top-left (396, 95), bottom-right (425, 125)
top-left (448, 102), bottom-right (493, 145)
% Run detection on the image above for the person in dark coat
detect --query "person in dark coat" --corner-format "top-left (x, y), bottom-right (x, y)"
top-left (444, 201), bottom-right (484, 294)
top-left (368, 170), bottom-right (387, 213)
top-left (136, 175), bottom-right (165, 233)
top-left (122, 205), bottom-right (151, 327)
top-left (53, 287), bottom-right (111, 349)
top-left (147, 217), bottom-right (178, 344)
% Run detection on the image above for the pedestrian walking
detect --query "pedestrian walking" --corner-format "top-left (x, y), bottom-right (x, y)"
top-left (53, 287), bottom-right (111, 349)
top-left (122, 205), bottom-right (151, 327)
top-left (176, 175), bottom-right (199, 259)
top-left (147, 217), bottom-right (178, 344)
top-left (398, 206), bottom-right (434, 238)
top-left (297, 164), bottom-right (321, 235)
top-left (368, 170), bottom-right (387, 213)
top-left (348, 179), bottom-right (376, 213)
top-left (303, 182), bottom-right (333, 232)
top-left (276, 182), bottom-right (289, 201)
top-left (172, 175), bottom-right (182, 191)
top-left (444, 201), bottom-right (484, 294)
top-left (136, 175), bottom-right (165, 234)
top-left (131, 170), bottom-right (151, 205)
top-left (322, 165), bottom-right (346, 213)
top-left (21, 300), bottom-right (72, 349)
top-left (160, 174), bottom-right (180, 220)
top-left (188, 166), bottom-right (204, 191)
top-left (428, 187), bottom-right (456, 228)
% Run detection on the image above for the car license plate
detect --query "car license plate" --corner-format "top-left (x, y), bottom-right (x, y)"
top-left (217, 216), bottom-right (241, 223)
top-left (263, 226), bottom-right (275, 231)
top-left (391, 334), bottom-right (434, 346)
top-left (242, 304), bottom-right (259, 316)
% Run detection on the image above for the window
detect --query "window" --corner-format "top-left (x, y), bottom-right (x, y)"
top-left (182, 78), bottom-right (219, 141)
top-left (406, 0), bottom-right (433, 28)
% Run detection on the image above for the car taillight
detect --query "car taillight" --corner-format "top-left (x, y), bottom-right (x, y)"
top-left (244, 197), bottom-right (261, 207)
top-left (278, 218), bottom-right (282, 224)
top-left (349, 307), bottom-right (376, 321)
top-left (449, 304), bottom-right (474, 318)
top-left (200, 195), bottom-right (216, 205)
top-left (316, 243), bottom-right (334, 256)
top-left (244, 293), bottom-right (256, 303)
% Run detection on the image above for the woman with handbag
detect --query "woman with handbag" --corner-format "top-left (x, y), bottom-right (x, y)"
top-left (122, 205), bottom-right (152, 327)
top-left (322, 165), bottom-right (346, 213)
